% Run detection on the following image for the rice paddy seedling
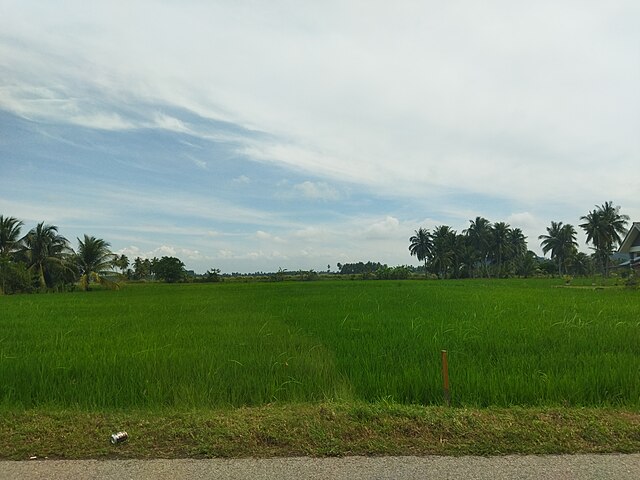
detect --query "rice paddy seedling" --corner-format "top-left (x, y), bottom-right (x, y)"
top-left (1, 279), bottom-right (638, 410)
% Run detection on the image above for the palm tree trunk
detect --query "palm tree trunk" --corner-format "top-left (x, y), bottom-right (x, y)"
top-left (558, 257), bottom-right (562, 276)
top-left (38, 264), bottom-right (46, 289)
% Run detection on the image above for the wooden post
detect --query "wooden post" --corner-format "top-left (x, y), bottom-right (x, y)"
top-left (441, 349), bottom-right (450, 406)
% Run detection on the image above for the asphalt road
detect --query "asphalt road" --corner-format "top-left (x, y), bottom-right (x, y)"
top-left (2, 455), bottom-right (639, 480)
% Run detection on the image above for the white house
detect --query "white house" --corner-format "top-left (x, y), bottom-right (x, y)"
top-left (618, 222), bottom-right (640, 270)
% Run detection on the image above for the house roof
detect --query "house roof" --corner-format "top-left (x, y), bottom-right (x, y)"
top-left (618, 222), bottom-right (640, 253)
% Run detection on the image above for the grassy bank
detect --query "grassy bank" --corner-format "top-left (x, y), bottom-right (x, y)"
top-left (2, 403), bottom-right (640, 459)
top-left (1, 279), bottom-right (639, 409)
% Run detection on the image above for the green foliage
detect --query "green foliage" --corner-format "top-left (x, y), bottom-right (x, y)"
top-left (538, 221), bottom-right (578, 276)
top-left (113, 254), bottom-right (129, 274)
top-left (0, 215), bottom-right (24, 258)
top-left (375, 265), bottom-right (411, 280)
top-left (153, 256), bottom-right (187, 283)
top-left (75, 235), bottom-right (117, 291)
top-left (409, 228), bottom-right (432, 277)
top-left (20, 222), bottom-right (75, 290)
top-left (202, 268), bottom-right (222, 282)
top-left (298, 269), bottom-right (319, 281)
top-left (271, 267), bottom-right (287, 282)
top-left (0, 258), bottom-right (34, 294)
top-left (409, 219), bottom-right (531, 279)
top-left (580, 202), bottom-right (630, 277)
top-left (337, 262), bottom-right (384, 275)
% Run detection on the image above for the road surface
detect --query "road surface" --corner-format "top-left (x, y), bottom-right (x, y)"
top-left (2, 454), bottom-right (639, 480)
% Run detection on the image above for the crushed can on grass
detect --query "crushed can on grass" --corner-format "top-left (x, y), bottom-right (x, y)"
top-left (110, 431), bottom-right (129, 445)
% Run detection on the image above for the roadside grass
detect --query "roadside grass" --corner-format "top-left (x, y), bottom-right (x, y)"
top-left (2, 404), bottom-right (639, 460)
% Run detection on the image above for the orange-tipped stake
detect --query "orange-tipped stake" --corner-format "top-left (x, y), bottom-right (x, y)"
top-left (441, 350), bottom-right (450, 406)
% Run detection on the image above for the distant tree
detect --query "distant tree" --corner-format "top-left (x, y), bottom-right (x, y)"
top-left (515, 251), bottom-right (539, 278)
top-left (20, 222), bottom-right (74, 289)
top-left (0, 215), bottom-right (24, 258)
top-left (153, 256), bottom-right (186, 283)
top-left (504, 227), bottom-right (528, 276)
top-left (298, 269), bottom-right (319, 281)
top-left (507, 228), bottom-right (527, 257)
top-left (0, 215), bottom-right (27, 294)
top-left (568, 251), bottom-right (594, 276)
top-left (408, 228), bottom-right (432, 278)
top-left (132, 257), bottom-right (153, 280)
top-left (146, 258), bottom-right (156, 280)
top-left (538, 221), bottom-right (578, 275)
top-left (204, 268), bottom-right (222, 282)
top-left (132, 257), bottom-right (145, 279)
top-left (465, 217), bottom-right (493, 277)
top-left (114, 254), bottom-right (129, 275)
top-left (452, 234), bottom-right (476, 278)
top-left (337, 262), bottom-right (384, 275)
top-left (538, 257), bottom-right (558, 276)
top-left (430, 225), bottom-right (456, 278)
top-left (75, 235), bottom-right (117, 291)
top-left (273, 267), bottom-right (287, 282)
top-left (579, 201), bottom-right (629, 276)
top-left (492, 222), bottom-right (510, 277)
top-left (0, 259), bottom-right (34, 294)
top-left (376, 265), bottom-right (411, 280)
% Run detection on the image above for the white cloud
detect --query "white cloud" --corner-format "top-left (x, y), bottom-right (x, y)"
top-left (293, 226), bottom-right (331, 241)
top-left (507, 212), bottom-right (539, 230)
top-left (0, 197), bottom-right (107, 223)
top-left (3, 3), bottom-right (638, 208)
top-left (365, 216), bottom-right (401, 240)
top-left (232, 175), bottom-right (251, 184)
top-left (69, 112), bottom-right (135, 130)
top-left (255, 230), bottom-right (285, 243)
top-left (292, 181), bottom-right (340, 201)
top-left (152, 112), bottom-right (190, 133)
top-left (1, 1), bottom-right (639, 273)
top-left (117, 244), bottom-right (205, 261)
top-left (185, 155), bottom-right (207, 169)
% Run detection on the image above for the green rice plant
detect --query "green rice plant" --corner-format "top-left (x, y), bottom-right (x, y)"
top-left (0, 279), bottom-right (639, 410)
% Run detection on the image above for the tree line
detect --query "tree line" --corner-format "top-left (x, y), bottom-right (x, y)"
top-left (0, 201), bottom-right (632, 293)
top-left (409, 201), bottom-right (630, 279)
top-left (0, 216), bottom-right (188, 294)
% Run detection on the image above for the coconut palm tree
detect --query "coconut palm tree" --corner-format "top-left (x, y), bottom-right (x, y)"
top-left (508, 228), bottom-right (527, 258)
top-left (505, 227), bottom-right (528, 276)
top-left (0, 215), bottom-right (24, 258)
top-left (409, 228), bottom-right (432, 277)
top-left (464, 217), bottom-right (493, 277)
top-left (538, 221), bottom-right (578, 275)
top-left (492, 222), bottom-right (510, 277)
top-left (76, 235), bottom-right (117, 290)
top-left (21, 222), bottom-right (73, 289)
top-left (452, 234), bottom-right (477, 278)
top-left (569, 251), bottom-right (594, 276)
top-left (431, 225), bottom-right (456, 279)
top-left (1, 215), bottom-right (26, 294)
top-left (579, 201), bottom-right (629, 276)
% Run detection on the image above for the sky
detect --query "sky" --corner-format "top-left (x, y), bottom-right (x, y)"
top-left (1, 1), bottom-right (638, 274)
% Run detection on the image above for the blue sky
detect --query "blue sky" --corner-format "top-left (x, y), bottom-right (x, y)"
top-left (1, 1), bottom-right (638, 273)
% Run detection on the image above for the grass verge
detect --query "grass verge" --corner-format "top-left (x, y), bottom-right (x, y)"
top-left (2, 404), bottom-right (639, 459)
